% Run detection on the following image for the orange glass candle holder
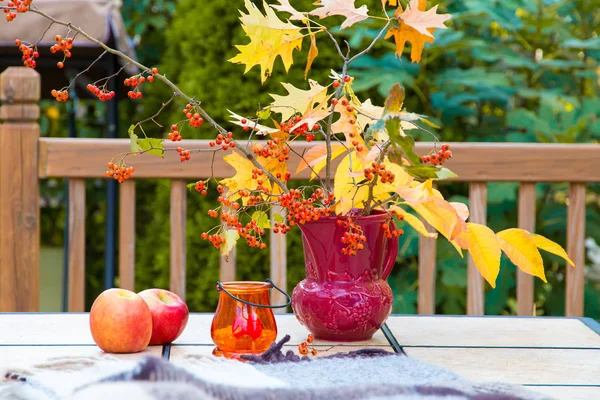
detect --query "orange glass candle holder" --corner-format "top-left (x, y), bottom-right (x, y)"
top-left (211, 279), bottom-right (290, 358)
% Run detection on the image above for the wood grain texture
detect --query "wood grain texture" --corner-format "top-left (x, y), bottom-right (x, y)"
top-left (68, 179), bottom-right (86, 312)
top-left (405, 347), bottom-right (600, 385)
top-left (566, 183), bottom-right (586, 317)
top-left (385, 316), bottom-right (600, 347)
top-left (0, 67), bottom-right (41, 312)
top-left (517, 183), bottom-right (536, 316)
top-left (270, 206), bottom-right (288, 314)
top-left (39, 138), bottom-right (600, 182)
top-left (418, 220), bottom-right (436, 315)
top-left (118, 180), bottom-right (136, 291)
top-left (467, 183), bottom-right (487, 315)
top-left (170, 180), bottom-right (187, 301)
top-left (0, 123), bottom-right (40, 312)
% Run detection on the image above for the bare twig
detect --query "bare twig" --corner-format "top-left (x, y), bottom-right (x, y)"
top-left (348, 21), bottom-right (390, 65)
top-left (66, 50), bottom-right (107, 90)
top-left (135, 93), bottom-right (178, 128)
top-left (24, 6), bottom-right (289, 193)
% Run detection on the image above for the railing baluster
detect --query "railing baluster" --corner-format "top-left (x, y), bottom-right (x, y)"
top-left (517, 182), bottom-right (536, 316)
top-left (118, 180), bottom-right (136, 291)
top-left (270, 206), bottom-right (288, 313)
top-left (68, 179), bottom-right (86, 312)
top-left (170, 180), bottom-right (187, 301)
top-left (418, 220), bottom-right (437, 314)
top-left (566, 183), bottom-right (586, 317)
top-left (467, 182), bottom-right (487, 315)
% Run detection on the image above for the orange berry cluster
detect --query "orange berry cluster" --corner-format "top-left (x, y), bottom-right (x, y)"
top-left (3, 0), bottom-right (31, 21)
top-left (363, 162), bottom-right (395, 184)
top-left (253, 138), bottom-right (289, 162)
top-left (168, 124), bottom-right (182, 142)
top-left (176, 147), bottom-right (191, 162)
top-left (201, 232), bottom-right (225, 249)
top-left (125, 68), bottom-right (157, 99)
top-left (182, 103), bottom-right (204, 128)
top-left (50, 89), bottom-right (69, 102)
top-left (273, 222), bottom-right (291, 234)
top-left (105, 162), bottom-right (134, 183)
top-left (382, 222), bottom-right (404, 239)
top-left (208, 132), bottom-right (235, 150)
top-left (278, 189), bottom-right (334, 227)
top-left (337, 218), bottom-right (366, 256)
top-left (194, 180), bottom-right (208, 195)
top-left (280, 115), bottom-right (318, 142)
top-left (298, 334), bottom-right (317, 356)
top-left (15, 40), bottom-right (38, 68)
top-left (86, 84), bottom-right (115, 102)
top-left (50, 35), bottom-right (74, 68)
top-left (203, 211), bottom-right (267, 250)
top-left (421, 144), bottom-right (452, 166)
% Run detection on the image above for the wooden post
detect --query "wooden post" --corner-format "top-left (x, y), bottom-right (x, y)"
top-left (0, 67), bottom-right (41, 312)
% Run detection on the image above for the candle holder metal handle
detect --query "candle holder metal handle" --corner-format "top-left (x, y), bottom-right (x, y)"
top-left (215, 278), bottom-right (291, 309)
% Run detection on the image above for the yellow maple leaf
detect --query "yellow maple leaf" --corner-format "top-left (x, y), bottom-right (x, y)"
top-left (465, 223), bottom-right (501, 288)
top-left (389, 206), bottom-right (437, 238)
top-left (270, 80), bottom-right (329, 121)
top-left (229, 0), bottom-right (304, 83)
top-left (295, 142), bottom-right (347, 179)
top-left (305, 32), bottom-right (319, 78)
top-left (497, 228), bottom-right (547, 282)
top-left (385, 0), bottom-right (451, 63)
top-left (531, 235), bottom-right (575, 267)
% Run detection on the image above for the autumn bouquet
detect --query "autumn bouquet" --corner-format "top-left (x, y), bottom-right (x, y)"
top-left (3, 0), bottom-right (574, 338)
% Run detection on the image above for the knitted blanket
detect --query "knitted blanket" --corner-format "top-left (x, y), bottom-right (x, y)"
top-left (0, 336), bottom-right (551, 400)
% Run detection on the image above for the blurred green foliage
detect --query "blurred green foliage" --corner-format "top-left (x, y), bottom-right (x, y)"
top-left (38, 0), bottom-right (600, 318)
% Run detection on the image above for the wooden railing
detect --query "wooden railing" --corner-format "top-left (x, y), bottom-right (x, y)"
top-left (1, 67), bottom-right (597, 316)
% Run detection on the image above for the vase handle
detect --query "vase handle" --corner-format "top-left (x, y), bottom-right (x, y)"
top-left (382, 220), bottom-right (399, 280)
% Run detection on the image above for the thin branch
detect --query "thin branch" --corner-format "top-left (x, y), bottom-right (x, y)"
top-left (324, 29), bottom-right (346, 61)
top-left (24, 6), bottom-right (289, 193)
top-left (363, 140), bottom-right (391, 215)
top-left (285, 143), bottom-right (327, 189)
top-left (135, 93), bottom-right (178, 128)
top-left (35, 21), bottom-right (54, 45)
top-left (66, 50), bottom-right (107, 90)
top-left (348, 21), bottom-right (390, 65)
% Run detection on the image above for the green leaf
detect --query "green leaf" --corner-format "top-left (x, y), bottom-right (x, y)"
top-left (251, 211), bottom-right (271, 230)
top-left (272, 212), bottom-right (284, 224)
top-left (385, 116), bottom-right (401, 144)
top-left (186, 183), bottom-right (197, 191)
top-left (137, 138), bottom-right (165, 158)
top-left (436, 167), bottom-right (458, 180)
top-left (257, 107), bottom-right (271, 120)
top-left (128, 125), bottom-right (141, 152)
top-left (396, 135), bottom-right (422, 166)
top-left (405, 165), bottom-right (439, 179)
top-left (384, 83), bottom-right (405, 115)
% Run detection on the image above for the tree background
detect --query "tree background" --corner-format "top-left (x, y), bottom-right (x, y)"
top-left (37, 0), bottom-right (600, 317)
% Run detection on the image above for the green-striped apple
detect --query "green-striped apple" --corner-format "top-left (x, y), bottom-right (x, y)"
top-left (138, 288), bottom-right (189, 345)
top-left (89, 288), bottom-right (152, 353)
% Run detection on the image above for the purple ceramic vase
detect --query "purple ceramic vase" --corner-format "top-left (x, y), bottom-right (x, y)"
top-left (291, 210), bottom-right (398, 341)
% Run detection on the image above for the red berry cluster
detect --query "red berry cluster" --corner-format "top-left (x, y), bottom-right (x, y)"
top-left (194, 180), bottom-right (208, 195)
top-left (3, 0), bottom-right (31, 21)
top-left (363, 162), bottom-right (395, 184)
top-left (176, 147), bottom-right (191, 162)
top-left (125, 68), bottom-right (157, 99)
top-left (105, 162), bottom-right (134, 183)
top-left (421, 144), bottom-right (452, 166)
top-left (50, 89), bottom-right (69, 102)
top-left (203, 211), bottom-right (267, 250)
top-left (50, 35), bottom-right (74, 68)
top-left (15, 40), bottom-right (38, 68)
top-left (332, 75), bottom-right (351, 89)
top-left (182, 103), bottom-right (204, 128)
top-left (298, 334), bottom-right (317, 356)
top-left (201, 232), bottom-right (225, 249)
top-left (273, 222), bottom-right (291, 234)
top-left (280, 115), bottom-right (318, 142)
top-left (208, 132), bottom-right (235, 150)
top-left (253, 138), bottom-right (289, 162)
top-left (337, 218), bottom-right (366, 256)
top-left (382, 222), bottom-right (404, 239)
top-left (86, 84), bottom-right (115, 102)
top-left (275, 171), bottom-right (292, 181)
top-left (168, 124), bottom-right (182, 142)
top-left (278, 189), bottom-right (334, 227)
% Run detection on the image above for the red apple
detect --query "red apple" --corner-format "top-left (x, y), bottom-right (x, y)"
top-left (138, 288), bottom-right (189, 345)
top-left (89, 288), bottom-right (152, 353)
